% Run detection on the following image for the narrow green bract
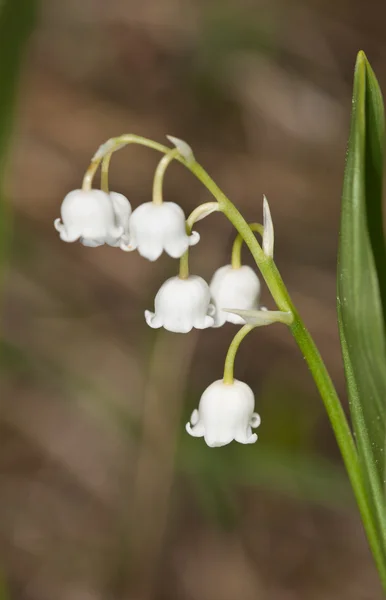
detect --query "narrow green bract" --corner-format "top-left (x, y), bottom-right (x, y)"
top-left (337, 51), bottom-right (386, 557)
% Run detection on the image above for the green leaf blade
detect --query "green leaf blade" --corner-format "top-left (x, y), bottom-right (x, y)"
top-left (337, 51), bottom-right (386, 554)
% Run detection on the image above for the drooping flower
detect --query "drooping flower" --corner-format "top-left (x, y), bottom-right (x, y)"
top-left (145, 275), bottom-right (215, 333)
top-left (209, 265), bottom-right (261, 327)
top-left (54, 189), bottom-right (131, 248)
top-left (186, 379), bottom-right (261, 447)
top-left (107, 191), bottom-right (132, 248)
top-left (127, 202), bottom-right (199, 261)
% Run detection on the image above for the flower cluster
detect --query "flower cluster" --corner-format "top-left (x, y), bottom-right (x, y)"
top-left (54, 190), bottom-right (262, 334)
top-left (53, 137), bottom-right (280, 448)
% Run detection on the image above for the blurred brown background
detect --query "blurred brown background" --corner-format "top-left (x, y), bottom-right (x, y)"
top-left (1, 0), bottom-right (386, 598)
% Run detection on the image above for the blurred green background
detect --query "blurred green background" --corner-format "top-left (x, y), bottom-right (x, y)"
top-left (1, 0), bottom-right (385, 598)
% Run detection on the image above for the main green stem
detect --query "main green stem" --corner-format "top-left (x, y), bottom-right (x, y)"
top-left (186, 161), bottom-right (386, 588)
top-left (82, 135), bottom-right (386, 587)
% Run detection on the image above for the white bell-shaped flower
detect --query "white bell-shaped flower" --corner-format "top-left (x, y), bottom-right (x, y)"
top-left (145, 275), bottom-right (215, 333)
top-left (107, 191), bottom-right (132, 248)
top-left (209, 265), bottom-right (261, 327)
top-left (54, 189), bottom-right (130, 248)
top-left (186, 379), bottom-right (261, 447)
top-left (127, 201), bottom-right (199, 261)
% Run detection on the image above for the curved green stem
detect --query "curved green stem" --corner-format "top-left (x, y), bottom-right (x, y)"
top-left (101, 151), bottom-right (112, 193)
top-left (223, 325), bottom-right (255, 384)
top-left (179, 202), bottom-right (219, 279)
top-left (82, 135), bottom-right (177, 192)
top-left (152, 148), bottom-right (180, 205)
top-left (231, 222), bottom-right (264, 269)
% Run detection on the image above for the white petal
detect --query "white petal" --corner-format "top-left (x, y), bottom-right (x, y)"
top-left (54, 218), bottom-right (63, 232)
top-left (55, 216), bottom-right (80, 242)
top-left (109, 232), bottom-right (131, 249)
top-left (144, 310), bottom-right (163, 329)
top-left (164, 236), bottom-right (190, 259)
top-left (235, 432), bottom-right (258, 444)
top-left (125, 240), bottom-right (137, 252)
top-left (119, 240), bottom-right (132, 251)
top-left (204, 434), bottom-right (233, 448)
top-left (58, 226), bottom-right (81, 243)
top-left (207, 304), bottom-right (216, 317)
top-left (137, 239), bottom-right (164, 261)
top-left (163, 318), bottom-right (194, 334)
top-left (188, 231), bottom-right (200, 246)
top-left (81, 238), bottom-right (104, 247)
top-left (186, 421), bottom-right (205, 438)
top-left (194, 314), bottom-right (215, 329)
top-left (211, 306), bottom-right (227, 328)
top-left (250, 412), bottom-right (261, 428)
top-left (190, 409), bottom-right (199, 426)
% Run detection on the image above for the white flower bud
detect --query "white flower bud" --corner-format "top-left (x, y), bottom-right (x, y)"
top-left (209, 265), bottom-right (261, 327)
top-left (186, 379), bottom-right (261, 447)
top-left (127, 202), bottom-right (199, 261)
top-left (145, 275), bottom-right (215, 333)
top-left (54, 189), bottom-right (131, 248)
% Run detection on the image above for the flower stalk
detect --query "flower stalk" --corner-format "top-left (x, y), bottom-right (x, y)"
top-left (223, 324), bottom-right (255, 384)
top-left (101, 151), bottom-right (112, 193)
top-left (179, 202), bottom-right (219, 279)
top-left (152, 148), bottom-right (180, 205)
top-left (231, 222), bottom-right (264, 269)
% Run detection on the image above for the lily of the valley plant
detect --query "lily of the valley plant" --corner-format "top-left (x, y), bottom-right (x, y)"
top-left (54, 53), bottom-right (386, 591)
